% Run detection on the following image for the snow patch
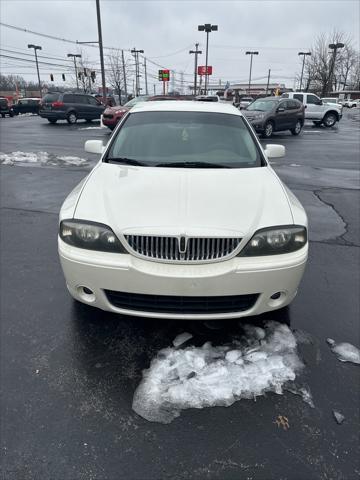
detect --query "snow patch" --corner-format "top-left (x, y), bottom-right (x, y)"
top-left (327, 338), bottom-right (360, 365)
top-left (78, 126), bottom-right (104, 130)
top-left (173, 332), bottom-right (193, 348)
top-left (333, 410), bottom-right (345, 424)
top-left (132, 322), bottom-right (305, 424)
top-left (0, 151), bottom-right (88, 167)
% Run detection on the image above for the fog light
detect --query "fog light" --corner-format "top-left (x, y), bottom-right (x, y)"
top-left (77, 285), bottom-right (96, 303)
top-left (270, 292), bottom-right (281, 300)
top-left (83, 287), bottom-right (93, 295)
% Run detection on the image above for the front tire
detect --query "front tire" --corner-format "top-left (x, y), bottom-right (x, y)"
top-left (1, 113), bottom-right (5, 118)
top-left (9, 111), bottom-right (14, 117)
top-left (262, 121), bottom-right (274, 138)
top-left (323, 112), bottom-right (337, 127)
top-left (290, 120), bottom-right (302, 136)
top-left (48, 118), bottom-right (57, 124)
top-left (67, 111), bottom-right (77, 124)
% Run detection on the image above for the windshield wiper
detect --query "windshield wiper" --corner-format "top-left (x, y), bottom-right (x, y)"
top-left (155, 161), bottom-right (231, 169)
top-left (107, 157), bottom-right (148, 166)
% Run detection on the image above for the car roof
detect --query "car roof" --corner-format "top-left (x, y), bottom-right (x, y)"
top-left (130, 100), bottom-right (242, 116)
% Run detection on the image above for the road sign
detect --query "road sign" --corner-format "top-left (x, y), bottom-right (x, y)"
top-left (198, 66), bottom-right (213, 76)
top-left (158, 69), bottom-right (170, 81)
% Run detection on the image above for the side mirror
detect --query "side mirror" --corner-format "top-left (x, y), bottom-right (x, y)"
top-left (264, 144), bottom-right (286, 159)
top-left (85, 140), bottom-right (105, 154)
top-left (277, 107), bottom-right (285, 112)
top-left (316, 100), bottom-right (323, 105)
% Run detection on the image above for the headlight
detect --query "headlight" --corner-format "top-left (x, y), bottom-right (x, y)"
top-left (239, 226), bottom-right (307, 256)
top-left (59, 220), bottom-right (127, 253)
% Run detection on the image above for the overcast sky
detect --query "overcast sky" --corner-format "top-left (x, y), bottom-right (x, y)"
top-left (1, 0), bottom-right (359, 92)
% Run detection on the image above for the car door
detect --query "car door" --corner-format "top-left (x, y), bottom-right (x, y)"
top-left (274, 100), bottom-right (291, 130)
top-left (86, 95), bottom-right (105, 119)
top-left (286, 100), bottom-right (301, 127)
top-left (305, 94), bottom-right (323, 119)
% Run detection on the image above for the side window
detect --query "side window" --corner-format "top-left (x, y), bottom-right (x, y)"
top-left (279, 101), bottom-right (288, 110)
top-left (76, 96), bottom-right (87, 104)
top-left (63, 94), bottom-right (76, 103)
top-left (288, 100), bottom-right (299, 110)
top-left (293, 94), bottom-right (304, 103)
top-left (87, 96), bottom-right (98, 106)
top-left (307, 94), bottom-right (320, 105)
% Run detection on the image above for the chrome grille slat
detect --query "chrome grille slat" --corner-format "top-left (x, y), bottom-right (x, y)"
top-left (124, 235), bottom-right (242, 262)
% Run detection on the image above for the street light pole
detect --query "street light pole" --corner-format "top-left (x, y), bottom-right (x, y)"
top-left (298, 52), bottom-right (311, 91)
top-left (189, 43), bottom-right (202, 96)
top-left (327, 43), bottom-right (344, 95)
top-left (198, 23), bottom-right (218, 95)
top-left (28, 44), bottom-right (42, 96)
top-left (95, 0), bottom-right (107, 105)
top-left (131, 48), bottom-right (144, 96)
top-left (67, 54), bottom-right (82, 91)
top-left (245, 51), bottom-right (258, 96)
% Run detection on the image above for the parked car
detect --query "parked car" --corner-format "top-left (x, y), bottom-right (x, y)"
top-left (13, 98), bottom-right (41, 115)
top-left (58, 101), bottom-right (308, 319)
top-left (0, 97), bottom-right (14, 118)
top-left (102, 95), bottom-right (150, 130)
top-left (243, 97), bottom-right (304, 138)
top-left (239, 97), bottom-right (254, 109)
top-left (195, 95), bottom-right (220, 102)
top-left (343, 98), bottom-right (359, 108)
top-left (282, 92), bottom-right (342, 127)
top-left (39, 92), bottom-right (105, 124)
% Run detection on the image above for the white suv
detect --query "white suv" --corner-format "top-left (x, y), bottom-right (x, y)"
top-left (282, 92), bottom-right (342, 127)
top-left (343, 98), bottom-right (359, 108)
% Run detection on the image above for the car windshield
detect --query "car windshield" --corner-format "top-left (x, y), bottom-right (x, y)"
top-left (246, 100), bottom-right (277, 112)
top-left (106, 111), bottom-right (263, 168)
top-left (124, 96), bottom-right (150, 108)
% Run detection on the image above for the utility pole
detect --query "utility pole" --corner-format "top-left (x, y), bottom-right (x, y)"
top-left (327, 43), bottom-right (344, 95)
top-left (180, 71), bottom-right (184, 95)
top-left (28, 44), bottom-right (42, 96)
top-left (266, 68), bottom-right (271, 95)
top-left (153, 84), bottom-right (156, 95)
top-left (144, 57), bottom-right (149, 95)
top-left (131, 48), bottom-right (144, 96)
top-left (298, 51), bottom-right (311, 91)
top-left (189, 43), bottom-right (202, 96)
top-left (198, 23), bottom-right (218, 95)
top-left (171, 70), bottom-right (175, 93)
top-left (245, 51), bottom-right (259, 95)
top-left (121, 50), bottom-right (128, 102)
top-left (67, 53), bottom-right (81, 91)
top-left (95, 0), bottom-right (107, 104)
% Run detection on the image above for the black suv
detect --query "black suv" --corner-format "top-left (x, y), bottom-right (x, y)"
top-left (13, 98), bottom-right (41, 115)
top-left (0, 98), bottom-right (14, 118)
top-left (243, 97), bottom-right (305, 138)
top-left (39, 92), bottom-right (105, 124)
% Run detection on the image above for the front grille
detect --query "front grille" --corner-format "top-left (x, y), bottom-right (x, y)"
top-left (104, 290), bottom-right (259, 314)
top-left (124, 235), bottom-right (242, 262)
top-left (103, 113), bottom-right (114, 119)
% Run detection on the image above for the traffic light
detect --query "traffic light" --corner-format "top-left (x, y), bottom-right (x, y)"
top-left (90, 71), bottom-right (96, 83)
top-left (62, 74), bottom-right (66, 81)
top-left (50, 74), bottom-right (54, 82)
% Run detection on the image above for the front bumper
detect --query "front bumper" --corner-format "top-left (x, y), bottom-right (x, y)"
top-left (59, 238), bottom-right (308, 320)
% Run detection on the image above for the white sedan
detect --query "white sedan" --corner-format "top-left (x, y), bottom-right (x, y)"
top-left (58, 101), bottom-right (308, 320)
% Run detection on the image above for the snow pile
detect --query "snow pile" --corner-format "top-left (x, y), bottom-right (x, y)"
top-left (132, 322), bottom-right (305, 424)
top-left (0, 151), bottom-right (88, 167)
top-left (78, 125), bottom-right (104, 130)
top-left (327, 338), bottom-right (360, 365)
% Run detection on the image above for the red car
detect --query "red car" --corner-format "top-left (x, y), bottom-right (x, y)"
top-left (102, 95), bottom-right (194, 130)
top-left (102, 96), bottom-right (150, 130)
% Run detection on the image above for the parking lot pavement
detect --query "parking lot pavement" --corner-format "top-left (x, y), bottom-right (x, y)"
top-left (1, 110), bottom-right (359, 479)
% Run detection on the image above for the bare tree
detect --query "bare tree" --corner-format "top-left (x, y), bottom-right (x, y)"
top-left (106, 50), bottom-right (132, 104)
top-left (303, 30), bottom-right (358, 95)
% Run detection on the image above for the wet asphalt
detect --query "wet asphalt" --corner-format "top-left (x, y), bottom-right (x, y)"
top-left (0, 111), bottom-right (359, 480)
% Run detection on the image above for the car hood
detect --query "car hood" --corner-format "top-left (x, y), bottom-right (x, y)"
top-left (104, 106), bottom-right (129, 114)
top-left (74, 163), bottom-right (293, 237)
